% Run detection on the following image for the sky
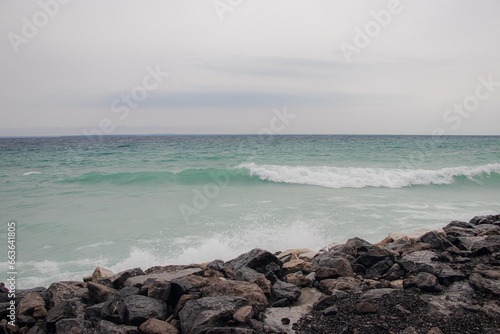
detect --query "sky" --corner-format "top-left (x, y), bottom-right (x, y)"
top-left (1, 0), bottom-right (499, 136)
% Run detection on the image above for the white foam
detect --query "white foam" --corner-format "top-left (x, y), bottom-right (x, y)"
top-left (22, 171), bottom-right (42, 176)
top-left (237, 162), bottom-right (500, 189)
top-left (75, 241), bottom-right (115, 251)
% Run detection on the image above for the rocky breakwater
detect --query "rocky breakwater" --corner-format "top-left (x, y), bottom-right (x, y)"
top-left (1, 214), bottom-right (500, 334)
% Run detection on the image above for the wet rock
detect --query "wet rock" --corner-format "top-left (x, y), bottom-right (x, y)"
top-left (178, 296), bottom-right (248, 334)
top-left (123, 295), bottom-right (167, 326)
top-left (138, 318), bottom-right (179, 334)
top-left (47, 281), bottom-right (88, 309)
top-left (118, 287), bottom-right (140, 299)
top-left (422, 282), bottom-right (476, 317)
top-left (146, 280), bottom-right (171, 301)
top-left (206, 260), bottom-right (225, 272)
top-left (173, 294), bottom-right (200, 317)
top-left (314, 267), bottom-right (340, 280)
top-left (399, 250), bottom-right (437, 273)
top-left (271, 280), bottom-right (301, 304)
top-left (365, 257), bottom-right (394, 279)
top-left (202, 278), bottom-right (268, 312)
top-left (356, 246), bottom-right (397, 268)
top-left (227, 248), bottom-right (282, 274)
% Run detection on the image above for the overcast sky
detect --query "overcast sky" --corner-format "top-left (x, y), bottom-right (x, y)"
top-left (1, 0), bottom-right (499, 136)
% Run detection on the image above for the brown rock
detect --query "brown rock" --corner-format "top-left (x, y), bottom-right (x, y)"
top-left (87, 282), bottom-right (117, 303)
top-left (282, 259), bottom-right (312, 273)
top-left (233, 305), bottom-right (253, 323)
top-left (202, 278), bottom-right (268, 312)
top-left (186, 275), bottom-right (209, 288)
top-left (173, 294), bottom-right (200, 317)
top-left (17, 292), bottom-right (46, 317)
top-left (91, 267), bottom-right (115, 283)
top-left (277, 248), bottom-right (313, 260)
top-left (285, 273), bottom-right (312, 287)
top-left (314, 267), bottom-right (340, 280)
top-left (427, 327), bottom-right (444, 334)
top-left (318, 277), bottom-right (361, 294)
top-left (355, 302), bottom-right (378, 313)
top-left (375, 236), bottom-right (393, 246)
top-left (138, 318), bottom-right (179, 334)
top-left (255, 275), bottom-right (271, 295)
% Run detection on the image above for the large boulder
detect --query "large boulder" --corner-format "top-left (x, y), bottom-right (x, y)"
top-left (99, 268), bottom-right (145, 289)
top-left (469, 273), bottom-right (500, 295)
top-left (91, 267), bottom-right (115, 283)
top-left (123, 295), bottom-right (167, 326)
top-left (16, 292), bottom-right (46, 318)
top-left (416, 231), bottom-right (454, 252)
top-left (179, 296), bottom-right (248, 334)
top-left (138, 318), bottom-right (179, 334)
top-left (88, 282), bottom-right (117, 303)
top-left (101, 294), bottom-right (127, 325)
top-left (318, 277), bottom-right (361, 294)
top-left (202, 278), bottom-right (268, 312)
top-left (227, 248), bottom-right (282, 273)
top-left (356, 246), bottom-right (398, 268)
top-left (471, 235), bottom-right (500, 256)
top-left (271, 280), bottom-right (301, 304)
top-left (47, 281), bottom-right (88, 308)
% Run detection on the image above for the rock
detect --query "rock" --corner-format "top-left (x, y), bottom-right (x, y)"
top-left (178, 296), bottom-right (248, 334)
top-left (356, 246), bottom-right (397, 268)
top-left (285, 273), bottom-right (312, 287)
top-left (55, 318), bottom-right (84, 334)
top-left (277, 248), bottom-right (313, 260)
top-left (444, 221), bottom-right (473, 230)
top-left (322, 305), bottom-right (338, 316)
top-left (233, 305), bottom-right (253, 323)
top-left (99, 268), bottom-right (145, 289)
top-left (389, 229), bottom-right (439, 243)
top-left (147, 280), bottom-right (171, 301)
top-left (200, 328), bottom-right (256, 334)
top-left (101, 294), bottom-right (127, 325)
top-left (138, 318), bottom-right (179, 334)
top-left (384, 263), bottom-right (405, 281)
top-left (186, 275), bottom-right (209, 289)
top-left (118, 286), bottom-right (140, 299)
top-left (355, 302), bottom-right (378, 313)
top-left (17, 314), bottom-right (36, 328)
top-left (318, 277), bottom-right (361, 293)
top-left (312, 290), bottom-right (348, 310)
top-left (399, 250), bottom-right (437, 273)
top-left (312, 251), bottom-right (355, 270)
top-left (173, 294), bottom-right (200, 317)
top-left (402, 327), bottom-right (418, 334)
top-left (88, 282), bottom-right (117, 303)
top-left (427, 327), bottom-right (444, 334)
top-left (314, 267), bottom-right (340, 280)
top-left (416, 231), bottom-right (454, 252)
top-left (398, 243), bottom-right (432, 257)
top-left (227, 248), bottom-right (282, 273)
top-left (234, 267), bottom-right (272, 294)
top-left (47, 281), bottom-right (88, 308)
top-left (346, 237), bottom-right (373, 252)
top-left (271, 280), bottom-right (301, 304)
top-left (422, 282), bottom-right (476, 317)
top-left (206, 260), bottom-right (225, 272)
top-left (282, 259), bottom-right (312, 274)
top-left (124, 267), bottom-right (201, 288)
top-left (469, 273), bottom-right (500, 295)
top-left (474, 264), bottom-right (500, 280)
top-left (123, 295), bottom-right (167, 326)
top-left (375, 236), bottom-right (393, 246)
top-left (255, 275), bottom-right (272, 295)
top-left (414, 272), bottom-right (441, 292)
top-left (299, 252), bottom-right (317, 262)
top-left (84, 302), bottom-right (104, 326)
top-left (365, 257), bottom-right (394, 279)
top-left (91, 267), bottom-right (115, 283)
top-left (94, 320), bottom-right (139, 334)
top-left (360, 288), bottom-right (394, 300)
top-left (470, 215), bottom-right (500, 225)
top-left (471, 235), bottom-right (500, 256)
top-left (16, 292), bottom-right (46, 317)
top-left (202, 278), bottom-right (268, 312)
top-left (46, 301), bottom-right (77, 327)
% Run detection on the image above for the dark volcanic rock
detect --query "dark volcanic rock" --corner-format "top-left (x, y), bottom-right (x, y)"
top-left (227, 248), bottom-right (282, 273)
top-left (356, 246), bottom-right (397, 268)
top-left (178, 296), bottom-right (248, 334)
top-left (271, 280), bottom-right (301, 304)
top-left (416, 231), bottom-right (454, 252)
top-left (123, 295), bottom-right (167, 326)
top-left (471, 235), bottom-right (500, 256)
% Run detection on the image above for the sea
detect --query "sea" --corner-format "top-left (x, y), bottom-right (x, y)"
top-left (1, 135), bottom-right (499, 289)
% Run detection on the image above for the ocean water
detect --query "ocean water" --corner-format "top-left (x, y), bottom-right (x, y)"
top-left (0, 135), bottom-right (499, 288)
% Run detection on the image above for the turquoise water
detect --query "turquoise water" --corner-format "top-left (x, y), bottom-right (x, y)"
top-left (1, 135), bottom-right (499, 288)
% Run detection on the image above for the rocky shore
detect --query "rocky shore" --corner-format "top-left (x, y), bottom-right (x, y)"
top-left (2, 214), bottom-right (500, 334)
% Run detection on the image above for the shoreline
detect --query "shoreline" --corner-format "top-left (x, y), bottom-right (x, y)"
top-left (1, 214), bottom-right (500, 334)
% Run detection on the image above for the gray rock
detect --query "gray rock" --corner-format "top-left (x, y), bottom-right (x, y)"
top-left (356, 246), bottom-right (397, 268)
top-left (99, 268), bottom-right (145, 289)
top-left (366, 257), bottom-right (394, 279)
top-left (471, 235), bottom-right (500, 256)
top-left (123, 295), bottom-right (167, 326)
top-left (88, 281), bottom-right (117, 303)
top-left (118, 286), bottom-right (140, 299)
top-left (94, 320), bottom-right (139, 334)
top-left (360, 288), bottom-right (394, 300)
top-left (414, 272), bottom-right (441, 292)
top-left (101, 294), bottom-right (127, 324)
top-left (206, 260), bottom-right (225, 271)
top-left (421, 282), bottom-right (476, 317)
top-left (271, 280), bottom-right (301, 304)
top-left (313, 290), bottom-right (348, 310)
top-left (416, 231), bottom-right (454, 252)
top-left (55, 318), bottom-right (85, 334)
top-left (179, 296), bottom-right (248, 334)
top-left (84, 302), bottom-right (104, 326)
top-left (147, 280), bottom-right (171, 301)
top-left (399, 250), bottom-right (437, 273)
top-left (227, 248), bottom-right (282, 273)
top-left (469, 273), bottom-right (500, 295)
top-left (312, 251), bottom-right (355, 269)
top-left (46, 301), bottom-right (77, 328)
